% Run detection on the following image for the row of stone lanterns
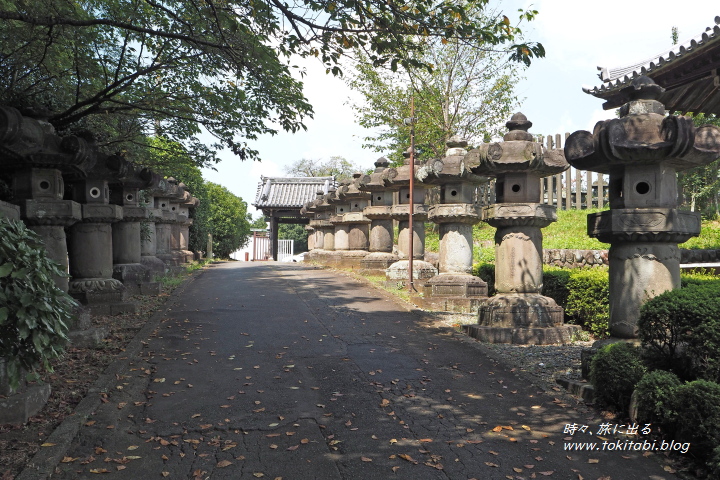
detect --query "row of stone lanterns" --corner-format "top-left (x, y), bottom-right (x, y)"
top-left (303, 89), bottom-right (720, 345)
top-left (0, 106), bottom-right (200, 317)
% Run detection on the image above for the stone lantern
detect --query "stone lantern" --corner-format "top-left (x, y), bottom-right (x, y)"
top-left (466, 113), bottom-right (580, 344)
top-left (173, 184), bottom-right (197, 264)
top-left (358, 158), bottom-right (399, 272)
top-left (309, 187), bottom-right (337, 264)
top-left (326, 184), bottom-right (352, 266)
top-left (64, 152), bottom-right (136, 314)
top-left (109, 164), bottom-right (156, 293)
top-left (384, 149), bottom-right (438, 285)
top-left (0, 106), bottom-right (88, 292)
top-left (154, 177), bottom-right (183, 269)
top-left (332, 174), bottom-right (372, 268)
top-left (140, 173), bottom-right (169, 278)
top-left (565, 76), bottom-right (720, 338)
top-left (418, 137), bottom-right (488, 312)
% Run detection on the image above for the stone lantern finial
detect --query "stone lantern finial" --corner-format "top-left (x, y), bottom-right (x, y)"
top-left (445, 136), bottom-right (468, 156)
top-left (504, 112), bottom-right (534, 141)
top-left (619, 75), bottom-right (666, 117)
top-left (374, 157), bottom-right (389, 170)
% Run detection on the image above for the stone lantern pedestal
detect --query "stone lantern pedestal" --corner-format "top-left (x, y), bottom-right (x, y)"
top-left (418, 138), bottom-right (488, 312)
top-left (331, 174), bottom-right (371, 269)
top-left (565, 76), bottom-right (720, 338)
top-left (465, 113), bottom-right (579, 344)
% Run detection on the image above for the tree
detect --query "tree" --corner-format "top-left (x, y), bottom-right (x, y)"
top-left (677, 113), bottom-right (720, 218)
top-left (250, 215), bottom-right (269, 230)
top-left (0, 0), bottom-right (543, 166)
top-left (346, 8), bottom-right (529, 164)
top-left (284, 156), bottom-right (362, 182)
top-left (205, 182), bottom-right (252, 258)
top-left (279, 223), bottom-right (309, 252)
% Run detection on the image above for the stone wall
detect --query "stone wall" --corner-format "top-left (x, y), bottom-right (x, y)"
top-left (542, 248), bottom-right (720, 269)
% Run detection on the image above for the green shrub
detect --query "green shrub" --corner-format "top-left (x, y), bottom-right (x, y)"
top-left (634, 370), bottom-right (681, 428)
top-left (565, 268), bottom-right (610, 337)
top-left (590, 342), bottom-right (646, 413)
top-left (670, 380), bottom-right (720, 456)
top-left (0, 219), bottom-right (75, 390)
top-left (473, 263), bottom-right (495, 296)
top-left (542, 267), bottom-right (571, 311)
top-left (638, 284), bottom-right (720, 382)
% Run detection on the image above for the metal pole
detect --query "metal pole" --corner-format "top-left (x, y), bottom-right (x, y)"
top-left (408, 97), bottom-right (415, 292)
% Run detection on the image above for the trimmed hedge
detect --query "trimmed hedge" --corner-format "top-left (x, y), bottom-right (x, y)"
top-left (564, 269), bottom-right (610, 338)
top-left (638, 283), bottom-right (720, 382)
top-left (671, 380), bottom-right (720, 457)
top-left (590, 342), bottom-right (646, 413)
top-left (634, 370), bottom-right (681, 428)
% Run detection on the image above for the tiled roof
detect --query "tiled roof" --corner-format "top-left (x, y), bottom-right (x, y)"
top-left (253, 176), bottom-right (335, 209)
top-left (584, 16), bottom-right (720, 114)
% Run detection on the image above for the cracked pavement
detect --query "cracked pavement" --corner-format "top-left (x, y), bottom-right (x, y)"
top-left (25, 262), bottom-right (678, 479)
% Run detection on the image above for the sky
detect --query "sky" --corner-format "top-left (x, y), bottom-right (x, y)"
top-left (201, 0), bottom-right (719, 218)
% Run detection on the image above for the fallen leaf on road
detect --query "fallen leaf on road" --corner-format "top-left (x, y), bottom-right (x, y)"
top-left (361, 457), bottom-right (372, 462)
top-left (40, 443), bottom-right (56, 447)
top-left (398, 454), bottom-right (417, 464)
top-left (588, 459), bottom-right (599, 464)
top-left (89, 468), bottom-right (110, 474)
top-left (484, 462), bottom-right (499, 467)
top-left (538, 471), bottom-right (554, 476)
top-left (380, 399), bottom-right (390, 407)
top-left (287, 445), bottom-right (299, 451)
top-left (61, 457), bottom-right (77, 463)
top-left (217, 460), bottom-right (232, 468)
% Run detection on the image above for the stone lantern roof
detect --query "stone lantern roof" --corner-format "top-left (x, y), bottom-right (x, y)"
top-left (566, 76), bottom-right (720, 174)
top-left (0, 106), bottom-right (94, 175)
top-left (358, 157), bottom-right (391, 191)
top-left (382, 148), bottom-right (429, 190)
top-left (419, 136), bottom-right (488, 185)
top-left (468, 113), bottom-right (568, 178)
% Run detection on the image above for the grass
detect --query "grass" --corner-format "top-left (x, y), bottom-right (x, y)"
top-left (155, 258), bottom-right (214, 287)
top-left (423, 208), bottom-right (720, 260)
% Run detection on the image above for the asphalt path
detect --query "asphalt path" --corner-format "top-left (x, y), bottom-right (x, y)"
top-left (24, 262), bottom-right (678, 479)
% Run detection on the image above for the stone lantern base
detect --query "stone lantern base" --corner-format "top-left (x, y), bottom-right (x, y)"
top-left (360, 252), bottom-right (399, 274)
top-left (69, 278), bottom-right (137, 315)
top-left (385, 260), bottom-right (438, 288)
top-left (468, 294), bottom-right (579, 345)
top-left (113, 263), bottom-right (161, 295)
top-left (336, 250), bottom-right (370, 269)
top-left (0, 359), bottom-right (52, 425)
top-left (418, 273), bottom-right (488, 313)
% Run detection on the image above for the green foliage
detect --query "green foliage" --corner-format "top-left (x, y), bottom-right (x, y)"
top-left (670, 380), bottom-right (720, 456)
top-left (543, 209), bottom-right (609, 250)
top-left (205, 183), bottom-right (251, 258)
top-left (676, 114), bottom-right (720, 219)
top-left (634, 370), bottom-right (681, 428)
top-left (0, 0), bottom-right (543, 165)
top-left (680, 220), bottom-right (720, 249)
top-left (638, 283), bottom-right (720, 382)
top-left (565, 269), bottom-right (610, 338)
top-left (472, 263), bottom-right (495, 296)
top-left (283, 156), bottom-right (361, 183)
top-left (138, 137), bottom-right (211, 253)
top-left (0, 218), bottom-right (75, 390)
top-left (346, 31), bottom-right (524, 163)
top-left (542, 268), bottom-right (571, 310)
top-left (590, 342), bottom-right (646, 413)
top-left (250, 216), bottom-right (268, 230)
top-left (279, 224), bottom-right (308, 253)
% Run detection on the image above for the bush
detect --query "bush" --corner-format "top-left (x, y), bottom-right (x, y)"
top-left (638, 284), bottom-right (720, 382)
top-left (473, 263), bottom-right (495, 296)
top-left (590, 342), bottom-right (646, 413)
top-left (670, 380), bottom-right (720, 456)
top-left (542, 267), bottom-right (571, 311)
top-left (0, 218), bottom-right (75, 390)
top-left (634, 370), bottom-right (681, 428)
top-left (565, 269), bottom-right (610, 337)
